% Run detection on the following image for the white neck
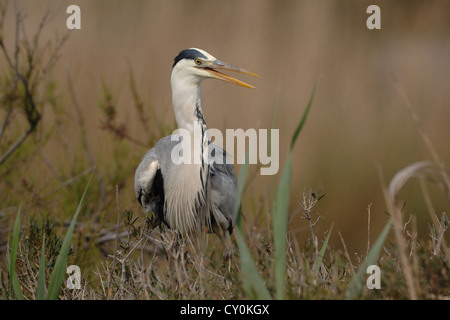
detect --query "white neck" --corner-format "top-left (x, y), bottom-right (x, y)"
top-left (171, 72), bottom-right (204, 132)
top-left (166, 68), bottom-right (211, 235)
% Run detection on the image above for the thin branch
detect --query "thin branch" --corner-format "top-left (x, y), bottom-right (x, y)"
top-left (0, 126), bottom-right (33, 166)
top-left (0, 1), bottom-right (50, 167)
top-left (39, 31), bottom-right (69, 80)
top-left (366, 203), bottom-right (372, 256)
top-left (0, 38), bottom-right (14, 68)
top-left (419, 177), bottom-right (450, 262)
top-left (338, 231), bottom-right (355, 275)
top-left (0, 106), bottom-right (13, 141)
top-left (300, 189), bottom-right (320, 256)
top-left (379, 164), bottom-right (418, 300)
top-left (13, 0), bottom-right (22, 75)
top-left (31, 5), bottom-right (51, 53)
top-left (107, 185), bottom-right (122, 299)
top-left (392, 74), bottom-right (450, 203)
top-left (65, 65), bottom-right (106, 201)
top-left (38, 149), bottom-right (63, 181)
top-left (128, 65), bottom-right (151, 139)
top-left (44, 166), bottom-right (95, 196)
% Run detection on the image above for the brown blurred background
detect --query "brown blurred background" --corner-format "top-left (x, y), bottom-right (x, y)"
top-left (2, 0), bottom-right (450, 253)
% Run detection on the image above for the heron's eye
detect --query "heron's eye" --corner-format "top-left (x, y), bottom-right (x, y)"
top-left (194, 58), bottom-right (202, 65)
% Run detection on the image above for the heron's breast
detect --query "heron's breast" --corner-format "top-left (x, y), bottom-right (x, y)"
top-left (163, 163), bottom-right (210, 234)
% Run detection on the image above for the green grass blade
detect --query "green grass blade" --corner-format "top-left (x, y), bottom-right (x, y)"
top-left (345, 219), bottom-right (392, 300)
top-left (46, 175), bottom-right (92, 300)
top-left (235, 149), bottom-right (271, 299)
top-left (235, 149), bottom-right (250, 228)
top-left (273, 152), bottom-right (292, 300)
top-left (312, 223), bottom-right (334, 275)
top-left (9, 205), bottom-right (24, 300)
top-left (36, 233), bottom-right (46, 300)
top-left (235, 227), bottom-right (271, 299)
top-left (272, 82), bottom-right (317, 299)
top-left (290, 81), bottom-right (318, 151)
top-left (268, 102), bottom-right (280, 213)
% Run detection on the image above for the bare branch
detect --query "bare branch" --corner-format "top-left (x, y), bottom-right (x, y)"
top-left (0, 125), bottom-right (33, 166)
top-left (65, 65), bottom-right (106, 201)
top-left (366, 203), bottom-right (372, 256)
top-left (300, 189), bottom-right (322, 256)
top-left (0, 3), bottom-right (67, 168)
top-left (392, 74), bottom-right (450, 204)
top-left (0, 106), bottom-right (13, 141)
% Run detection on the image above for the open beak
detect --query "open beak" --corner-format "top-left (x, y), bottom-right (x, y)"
top-left (204, 60), bottom-right (259, 89)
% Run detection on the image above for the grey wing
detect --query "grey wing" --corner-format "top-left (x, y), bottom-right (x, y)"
top-left (134, 136), bottom-right (178, 220)
top-left (209, 143), bottom-right (238, 234)
top-left (134, 147), bottom-right (161, 214)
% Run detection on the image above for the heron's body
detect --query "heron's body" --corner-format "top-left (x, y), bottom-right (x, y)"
top-left (134, 48), bottom-right (257, 254)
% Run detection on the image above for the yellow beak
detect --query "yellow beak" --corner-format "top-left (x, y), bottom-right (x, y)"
top-left (204, 60), bottom-right (259, 89)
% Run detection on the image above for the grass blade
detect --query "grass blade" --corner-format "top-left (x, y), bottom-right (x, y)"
top-left (290, 81), bottom-right (318, 151)
top-left (36, 233), bottom-right (46, 300)
top-left (9, 205), bottom-right (24, 300)
top-left (235, 149), bottom-right (271, 299)
top-left (345, 219), bottom-right (392, 299)
top-left (312, 223), bottom-right (334, 275)
top-left (46, 175), bottom-right (92, 300)
top-left (272, 82), bottom-right (317, 299)
top-left (273, 152), bottom-right (292, 300)
top-left (235, 228), bottom-right (271, 299)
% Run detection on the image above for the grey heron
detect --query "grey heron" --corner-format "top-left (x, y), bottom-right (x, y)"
top-left (134, 48), bottom-right (257, 256)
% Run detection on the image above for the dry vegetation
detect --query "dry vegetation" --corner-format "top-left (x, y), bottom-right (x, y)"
top-left (0, 1), bottom-right (449, 300)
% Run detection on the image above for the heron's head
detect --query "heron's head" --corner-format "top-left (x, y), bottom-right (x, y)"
top-left (171, 48), bottom-right (258, 89)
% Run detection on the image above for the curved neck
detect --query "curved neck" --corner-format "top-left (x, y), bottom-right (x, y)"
top-left (171, 74), bottom-right (206, 132)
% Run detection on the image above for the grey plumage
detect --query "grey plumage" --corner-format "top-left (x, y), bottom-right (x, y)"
top-left (134, 48), bottom-right (256, 256)
top-left (134, 136), bottom-right (237, 236)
